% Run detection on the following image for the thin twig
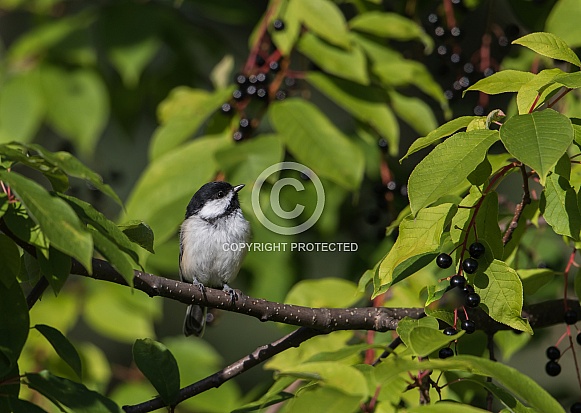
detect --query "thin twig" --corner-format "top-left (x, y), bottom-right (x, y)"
top-left (502, 164), bottom-right (531, 246)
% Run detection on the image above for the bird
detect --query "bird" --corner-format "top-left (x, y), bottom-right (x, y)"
top-left (179, 181), bottom-right (251, 337)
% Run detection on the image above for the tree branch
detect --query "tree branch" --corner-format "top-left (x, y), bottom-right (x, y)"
top-left (122, 327), bottom-right (323, 413)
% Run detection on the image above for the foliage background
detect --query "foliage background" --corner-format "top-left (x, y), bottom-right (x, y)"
top-left (2, 0), bottom-right (581, 411)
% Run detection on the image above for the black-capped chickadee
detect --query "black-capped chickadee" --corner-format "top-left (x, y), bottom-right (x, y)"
top-left (179, 181), bottom-right (251, 336)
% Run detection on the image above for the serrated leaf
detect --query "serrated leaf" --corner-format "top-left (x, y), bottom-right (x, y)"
top-left (0, 280), bottom-right (28, 378)
top-left (540, 173), bottom-right (581, 240)
top-left (377, 203), bottom-right (456, 292)
top-left (294, 0), bottom-right (350, 49)
top-left (133, 339), bottom-right (180, 406)
top-left (349, 12), bottom-right (433, 52)
top-left (396, 317), bottom-right (439, 346)
top-left (474, 260), bottom-right (531, 333)
top-left (270, 99), bottom-right (364, 189)
top-left (408, 130), bottom-right (499, 214)
top-left (397, 318), bottom-right (462, 357)
top-left (298, 33), bottom-right (368, 84)
top-left (516, 68), bottom-right (564, 114)
top-left (150, 87), bottom-right (235, 160)
top-left (26, 371), bottom-right (120, 413)
top-left (306, 73), bottom-right (399, 155)
top-left (0, 234), bottom-right (20, 288)
top-left (34, 324), bottom-right (82, 380)
top-left (464, 70), bottom-right (534, 95)
top-left (0, 170), bottom-right (93, 271)
top-left (118, 221), bottom-right (155, 254)
top-left (513, 32), bottom-right (581, 67)
top-left (500, 109), bottom-right (573, 185)
top-left (401, 116), bottom-right (477, 161)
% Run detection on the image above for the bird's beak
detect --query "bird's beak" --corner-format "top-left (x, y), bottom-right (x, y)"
top-left (233, 184), bottom-right (245, 193)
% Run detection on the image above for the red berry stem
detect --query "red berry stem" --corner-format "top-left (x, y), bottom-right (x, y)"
top-left (244, 0), bottom-right (281, 74)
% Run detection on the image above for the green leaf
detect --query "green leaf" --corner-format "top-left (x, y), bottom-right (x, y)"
top-left (408, 130), bottom-right (499, 214)
top-left (268, 0), bottom-right (301, 56)
top-left (0, 170), bottom-right (93, 271)
top-left (133, 338), bottom-right (180, 406)
top-left (546, 0), bottom-right (581, 48)
top-left (3, 203), bottom-right (49, 251)
top-left (90, 228), bottom-right (135, 286)
top-left (37, 247), bottom-right (72, 295)
top-left (7, 398), bottom-right (49, 413)
top-left (298, 33), bottom-right (368, 84)
top-left (285, 278), bottom-right (361, 308)
top-left (276, 361), bottom-right (368, 398)
top-left (389, 90), bottom-right (438, 137)
top-left (39, 65), bottom-right (109, 157)
top-left (516, 68), bottom-right (564, 114)
top-left (464, 70), bottom-right (535, 95)
top-left (401, 116), bottom-right (477, 161)
top-left (123, 134), bottom-right (230, 246)
top-left (397, 318), bottom-right (462, 357)
top-left (554, 72), bottom-right (581, 89)
top-left (270, 99), bottom-right (364, 189)
top-left (474, 259), bottom-right (532, 333)
top-left (0, 234), bottom-right (20, 288)
top-left (26, 371), bottom-right (121, 413)
top-left (407, 402), bottom-right (491, 413)
top-left (34, 324), bottom-right (82, 380)
top-left (513, 32), bottom-right (581, 67)
top-left (306, 73), bottom-right (399, 155)
top-left (372, 59), bottom-right (446, 107)
top-left (0, 71), bottom-right (44, 144)
top-left (150, 87), bottom-right (235, 160)
top-left (518, 268), bottom-right (555, 295)
top-left (349, 12), bottom-right (433, 52)
top-left (118, 221), bottom-right (155, 254)
top-left (59, 194), bottom-right (140, 266)
top-left (540, 173), bottom-right (581, 240)
top-left (294, 0), bottom-right (350, 49)
top-left (500, 109), bottom-right (573, 185)
top-left (377, 203), bottom-right (456, 292)
top-left (376, 356), bottom-right (564, 413)
top-left (0, 280), bottom-right (28, 377)
top-left (26, 144), bottom-right (122, 206)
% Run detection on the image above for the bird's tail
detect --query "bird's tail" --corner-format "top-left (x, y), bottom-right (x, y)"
top-left (183, 304), bottom-right (207, 337)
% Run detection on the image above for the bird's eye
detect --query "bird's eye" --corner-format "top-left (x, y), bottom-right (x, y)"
top-left (217, 191), bottom-right (224, 198)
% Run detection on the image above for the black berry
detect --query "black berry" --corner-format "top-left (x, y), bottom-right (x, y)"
top-left (462, 284), bottom-right (475, 295)
top-left (246, 85), bottom-right (257, 95)
top-left (378, 138), bottom-right (388, 151)
top-left (439, 347), bottom-right (454, 359)
top-left (273, 19), bottom-right (285, 31)
top-left (436, 253), bottom-right (453, 269)
top-left (565, 310), bottom-right (578, 325)
top-left (256, 88), bottom-right (268, 99)
top-left (233, 131), bottom-right (244, 141)
top-left (235, 74), bottom-right (247, 85)
top-left (443, 327), bottom-right (458, 336)
top-left (232, 89), bottom-right (244, 101)
top-left (469, 242), bottom-right (485, 259)
top-left (577, 332), bottom-right (581, 345)
top-left (545, 360), bottom-right (561, 377)
top-left (571, 402), bottom-right (581, 413)
top-left (546, 346), bottom-right (560, 360)
top-left (269, 61), bottom-right (280, 72)
top-left (461, 320), bottom-right (476, 334)
top-left (256, 73), bottom-right (267, 83)
top-left (450, 275), bottom-right (466, 289)
top-left (275, 90), bottom-right (287, 100)
top-left (462, 258), bottom-right (479, 274)
top-left (465, 292), bottom-right (481, 308)
top-left (239, 118), bottom-right (251, 130)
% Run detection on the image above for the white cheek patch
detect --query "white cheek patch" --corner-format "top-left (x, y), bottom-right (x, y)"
top-left (199, 192), bottom-right (234, 219)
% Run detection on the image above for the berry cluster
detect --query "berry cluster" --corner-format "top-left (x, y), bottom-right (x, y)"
top-left (545, 345), bottom-right (561, 377)
top-left (436, 241), bottom-right (485, 310)
top-left (221, 19), bottom-right (291, 141)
